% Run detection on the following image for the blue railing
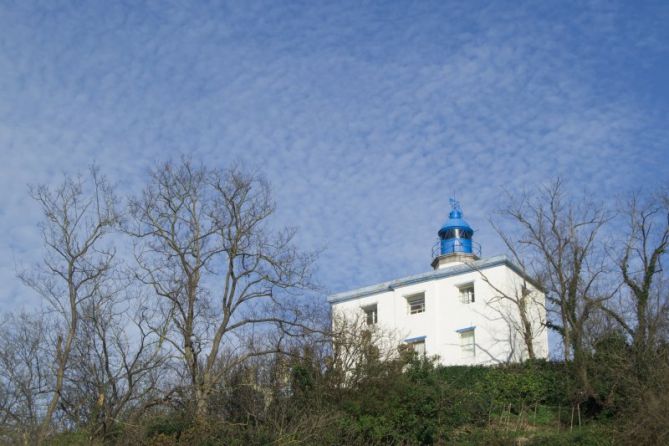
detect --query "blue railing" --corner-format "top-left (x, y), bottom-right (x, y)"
top-left (432, 240), bottom-right (481, 259)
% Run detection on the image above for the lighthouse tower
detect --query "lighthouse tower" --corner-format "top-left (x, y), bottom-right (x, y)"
top-left (431, 199), bottom-right (480, 270)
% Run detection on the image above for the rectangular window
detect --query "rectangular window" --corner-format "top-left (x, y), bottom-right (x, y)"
top-left (406, 293), bottom-right (426, 314)
top-left (408, 339), bottom-right (426, 356)
top-left (363, 304), bottom-right (377, 325)
top-left (459, 284), bottom-right (475, 304)
top-left (460, 329), bottom-right (475, 359)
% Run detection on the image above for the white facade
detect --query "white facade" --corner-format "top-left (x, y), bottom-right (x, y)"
top-left (328, 255), bottom-right (548, 365)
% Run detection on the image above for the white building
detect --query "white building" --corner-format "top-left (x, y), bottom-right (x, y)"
top-left (328, 201), bottom-right (548, 365)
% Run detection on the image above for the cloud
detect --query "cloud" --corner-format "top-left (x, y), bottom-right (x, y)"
top-left (0, 0), bottom-right (667, 310)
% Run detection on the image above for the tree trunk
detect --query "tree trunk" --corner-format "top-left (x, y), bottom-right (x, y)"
top-left (37, 282), bottom-right (78, 445)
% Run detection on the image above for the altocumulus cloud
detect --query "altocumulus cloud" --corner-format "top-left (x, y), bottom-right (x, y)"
top-left (0, 0), bottom-right (668, 309)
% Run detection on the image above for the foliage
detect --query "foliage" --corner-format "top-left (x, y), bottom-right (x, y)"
top-left (437, 360), bottom-right (571, 408)
top-left (127, 356), bottom-right (621, 446)
top-left (3, 170), bottom-right (667, 445)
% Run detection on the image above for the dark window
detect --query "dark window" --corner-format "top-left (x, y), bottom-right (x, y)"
top-left (443, 228), bottom-right (472, 239)
top-left (364, 305), bottom-right (378, 325)
top-left (459, 284), bottom-right (475, 304)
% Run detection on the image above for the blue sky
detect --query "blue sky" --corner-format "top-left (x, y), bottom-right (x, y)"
top-left (1, 0), bottom-right (668, 310)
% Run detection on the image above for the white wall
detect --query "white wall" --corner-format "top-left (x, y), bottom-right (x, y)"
top-left (331, 263), bottom-right (548, 366)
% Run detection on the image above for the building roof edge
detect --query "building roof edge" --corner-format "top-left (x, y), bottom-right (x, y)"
top-left (327, 255), bottom-right (539, 305)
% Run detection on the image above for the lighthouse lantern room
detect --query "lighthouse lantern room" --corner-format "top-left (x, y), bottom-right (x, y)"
top-left (431, 199), bottom-right (480, 270)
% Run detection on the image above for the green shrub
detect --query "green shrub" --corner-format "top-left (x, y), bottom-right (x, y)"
top-left (47, 431), bottom-right (93, 446)
top-left (436, 361), bottom-right (570, 409)
top-left (144, 412), bottom-right (193, 441)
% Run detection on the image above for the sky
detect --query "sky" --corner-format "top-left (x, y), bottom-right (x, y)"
top-left (1, 0), bottom-right (668, 311)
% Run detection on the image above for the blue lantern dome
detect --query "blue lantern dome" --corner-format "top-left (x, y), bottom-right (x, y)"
top-left (437, 199), bottom-right (474, 256)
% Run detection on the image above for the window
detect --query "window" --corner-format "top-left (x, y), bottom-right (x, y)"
top-left (459, 329), bottom-right (475, 359)
top-left (442, 228), bottom-right (472, 240)
top-left (406, 293), bottom-right (425, 314)
top-left (459, 284), bottom-right (475, 304)
top-left (408, 339), bottom-right (426, 356)
top-left (363, 304), bottom-right (377, 325)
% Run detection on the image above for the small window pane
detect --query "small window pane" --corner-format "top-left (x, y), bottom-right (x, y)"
top-left (410, 340), bottom-right (426, 356)
top-left (407, 293), bottom-right (425, 314)
top-left (460, 330), bottom-right (475, 359)
top-left (364, 305), bottom-right (377, 325)
top-left (459, 285), bottom-right (475, 304)
top-left (444, 228), bottom-right (472, 240)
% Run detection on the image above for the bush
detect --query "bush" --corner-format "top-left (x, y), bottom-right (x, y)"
top-left (129, 359), bottom-right (616, 445)
top-left (437, 361), bottom-right (570, 409)
top-left (144, 412), bottom-right (193, 442)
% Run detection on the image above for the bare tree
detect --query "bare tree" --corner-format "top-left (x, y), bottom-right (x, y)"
top-left (19, 168), bottom-right (120, 443)
top-left (473, 253), bottom-right (546, 361)
top-left (127, 159), bottom-right (313, 421)
top-left (329, 312), bottom-right (403, 388)
top-left (604, 192), bottom-right (669, 379)
top-left (496, 180), bottom-right (615, 399)
top-left (0, 313), bottom-right (51, 445)
top-left (60, 287), bottom-right (168, 441)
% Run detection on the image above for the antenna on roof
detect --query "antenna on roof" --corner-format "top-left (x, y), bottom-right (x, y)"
top-left (449, 197), bottom-right (461, 212)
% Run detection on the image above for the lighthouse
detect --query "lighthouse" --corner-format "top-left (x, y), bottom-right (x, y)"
top-left (431, 199), bottom-right (480, 270)
top-left (328, 197), bottom-right (549, 366)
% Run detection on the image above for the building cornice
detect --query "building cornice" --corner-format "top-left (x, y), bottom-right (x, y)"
top-left (327, 255), bottom-right (541, 304)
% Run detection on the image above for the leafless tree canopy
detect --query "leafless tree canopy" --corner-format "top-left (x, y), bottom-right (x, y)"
top-left (0, 313), bottom-right (51, 444)
top-left (475, 265), bottom-right (546, 362)
top-left (18, 169), bottom-right (121, 443)
top-left (3, 165), bottom-right (667, 444)
top-left (126, 159), bottom-right (314, 419)
top-left (495, 180), bottom-right (618, 399)
top-left (603, 192), bottom-right (669, 378)
top-left (493, 181), bottom-right (669, 415)
top-left (61, 289), bottom-right (167, 440)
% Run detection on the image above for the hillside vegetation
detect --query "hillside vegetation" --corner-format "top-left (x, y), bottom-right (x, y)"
top-left (1, 163), bottom-right (667, 445)
top-left (50, 348), bottom-right (668, 445)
